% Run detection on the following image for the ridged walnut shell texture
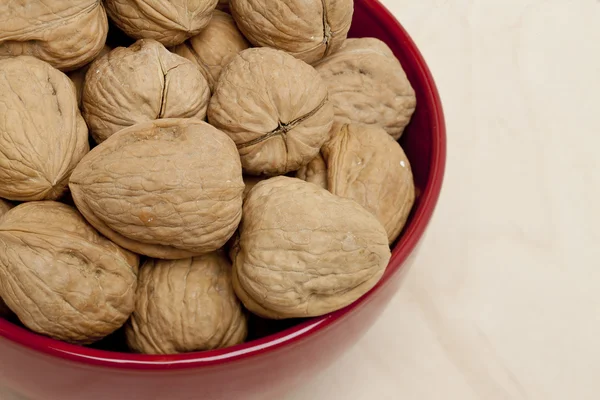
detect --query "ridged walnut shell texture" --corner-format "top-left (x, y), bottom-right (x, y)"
top-left (68, 45), bottom-right (113, 108)
top-left (296, 153), bottom-right (328, 190)
top-left (126, 252), bottom-right (247, 354)
top-left (315, 38), bottom-right (417, 140)
top-left (0, 202), bottom-right (139, 344)
top-left (230, 0), bottom-right (353, 64)
top-left (322, 124), bottom-right (416, 243)
top-left (0, 56), bottom-right (89, 202)
top-left (69, 118), bottom-right (244, 260)
top-left (105, 0), bottom-right (218, 47)
top-left (0, 0), bottom-right (108, 71)
top-left (171, 10), bottom-right (250, 92)
top-left (208, 48), bottom-right (334, 176)
top-left (82, 39), bottom-right (210, 144)
top-left (0, 199), bottom-right (12, 318)
top-left (232, 176), bottom-right (391, 319)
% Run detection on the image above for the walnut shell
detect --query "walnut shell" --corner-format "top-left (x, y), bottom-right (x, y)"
top-left (69, 118), bottom-right (244, 259)
top-left (0, 0), bottom-right (108, 72)
top-left (0, 199), bottom-right (12, 318)
top-left (208, 48), bottom-right (334, 176)
top-left (82, 39), bottom-right (210, 144)
top-left (315, 38), bottom-right (417, 139)
top-left (0, 199), bottom-right (12, 217)
top-left (230, 0), bottom-right (353, 64)
top-left (126, 252), bottom-right (247, 354)
top-left (295, 153), bottom-right (328, 190)
top-left (105, 0), bottom-right (218, 47)
top-left (232, 176), bottom-right (391, 319)
top-left (322, 123), bottom-right (416, 243)
top-left (0, 56), bottom-right (89, 201)
top-left (0, 201), bottom-right (138, 344)
top-left (68, 45), bottom-right (112, 108)
top-left (171, 10), bottom-right (250, 91)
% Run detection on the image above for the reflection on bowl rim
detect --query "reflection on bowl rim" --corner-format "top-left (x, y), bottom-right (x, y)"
top-left (0, 0), bottom-right (446, 370)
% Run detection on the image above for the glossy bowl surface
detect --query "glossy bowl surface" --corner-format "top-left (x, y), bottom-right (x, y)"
top-left (0, 1), bottom-right (446, 399)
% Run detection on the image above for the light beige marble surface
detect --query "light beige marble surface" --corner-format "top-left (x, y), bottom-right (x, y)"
top-left (285, 0), bottom-right (600, 399)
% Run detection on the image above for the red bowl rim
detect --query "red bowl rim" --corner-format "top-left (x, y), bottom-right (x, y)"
top-left (0, 0), bottom-right (446, 371)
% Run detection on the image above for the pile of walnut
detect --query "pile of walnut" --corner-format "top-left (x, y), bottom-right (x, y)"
top-left (0, 0), bottom-right (417, 355)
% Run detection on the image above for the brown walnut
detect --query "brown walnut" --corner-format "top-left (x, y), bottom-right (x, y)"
top-left (104, 0), bottom-right (218, 47)
top-left (230, 0), bottom-right (353, 64)
top-left (315, 38), bottom-right (417, 139)
top-left (69, 118), bottom-right (244, 259)
top-left (0, 0), bottom-right (108, 71)
top-left (0, 202), bottom-right (138, 344)
top-left (0, 199), bottom-right (12, 318)
top-left (82, 39), bottom-right (210, 144)
top-left (171, 10), bottom-right (250, 91)
top-left (126, 252), bottom-right (247, 354)
top-left (231, 176), bottom-right (391, 319)
top-left (0, 56), bottom-right (89, 201)
top-left (321, 123), bottom-right (416, 243)
top-left (208, 48), bottom-right (334, 176)
top-left (68, 45), bottom-right (112, 108)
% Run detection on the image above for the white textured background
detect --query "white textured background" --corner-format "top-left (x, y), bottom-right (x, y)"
top-left (286, 0), bottom-right (600, 399)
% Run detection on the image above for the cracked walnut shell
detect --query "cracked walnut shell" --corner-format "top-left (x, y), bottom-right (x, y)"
top-left (0, 56), bottom-right (89, 202)
top-left (69, 118), bottom-right (244, 259)
top-left (126, 252), bottom-right (247, 354)
top-left (315, 38), bottom-right (416, 139)
top-left (82, 39), bottom-right (210, 144)
top-left (171, 10), bottom-right (250, 91)
top-left (0, 202), bottom-right (138, 344)
top-left (0, 0), bottom-right (108, 72)
top-left (230, 0), bottom-right (353, 64)
top-left (322, 123), bottom-right (416, 243)
top-left (105, 0), bottom-right (218, 47)
top-left (231, 176), bottom-right (391, 319)
top-left (208, 48), bottom-right (334, 176)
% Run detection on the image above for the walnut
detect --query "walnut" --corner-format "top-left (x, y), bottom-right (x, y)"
top-left (208, 48), bottom-right (334, 176)
top-left (69, 118), bottom-right (244, 259)
top-left (104, 0), bottom-right (218, 47)
top-left (321, 123), bottom-right (415, 243)
top-left (68, 45), bottom-right (112, 108)
top-left (0, 199), bottom-right (12, 217)
top-left (0, 0), bottom-right (108, 71)
top-left (231, 176), bottom-right (391, 319)
top-left (126, 252), bottom-right (247, 354)
top-left (171, 10), bottom-right (250, 91)
top-left (0, 201), bottom-right (139, 344)
top-left (315, 38), bottom-right (416, 139)
top-left (230, 0), bottom-right (353, 64)
top-left (0, 200), bottom-right (12, 319)
top-left (82, 39), bottom-right (210, 144)
top-left (295, 153), bottom-right (328, 190)
top-left (0, 56), bottom-right (89, 201)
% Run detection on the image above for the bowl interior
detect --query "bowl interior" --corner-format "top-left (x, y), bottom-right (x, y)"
top-left (0, 0), bottom-right (445, 368)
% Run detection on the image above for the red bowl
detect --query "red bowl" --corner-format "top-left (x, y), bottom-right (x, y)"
top-left (0, 1), bottom-right (446, 399)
